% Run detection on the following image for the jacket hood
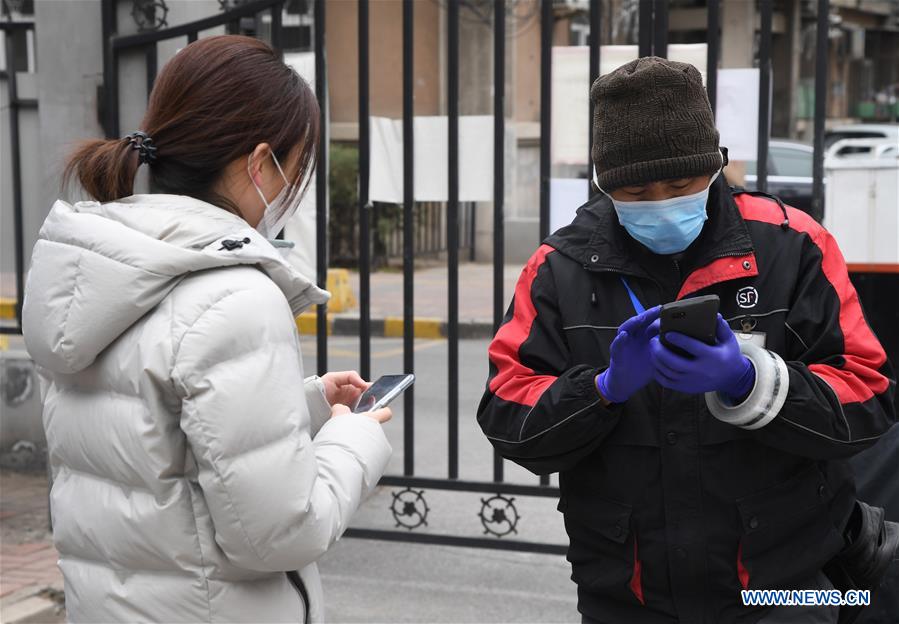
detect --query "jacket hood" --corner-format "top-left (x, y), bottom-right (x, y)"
top-left (23, 194), bottom-right (328, 375)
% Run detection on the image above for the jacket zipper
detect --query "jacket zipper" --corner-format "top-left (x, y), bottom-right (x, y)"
top-left (586, 265), bottom-right (664, 295)
top-left (698, 246), bottom-right (754, 265)
top-left (286, 571), bottom-right (311, 624)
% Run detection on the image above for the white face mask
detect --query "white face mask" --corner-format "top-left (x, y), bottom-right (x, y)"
top-left (247, 150), bottom-right (299, 239)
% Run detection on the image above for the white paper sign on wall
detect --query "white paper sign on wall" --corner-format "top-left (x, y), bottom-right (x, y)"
top-left (369, 116), bottom-right (495, 203)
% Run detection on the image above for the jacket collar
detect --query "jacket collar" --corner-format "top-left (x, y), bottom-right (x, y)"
top-left (66, 193), bottom-right (329, 316)
top-left (547, 177), bottom-right (758, 297)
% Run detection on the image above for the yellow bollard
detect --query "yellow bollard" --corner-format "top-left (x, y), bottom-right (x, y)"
top-left (325, 268), bottom-right (357, 313)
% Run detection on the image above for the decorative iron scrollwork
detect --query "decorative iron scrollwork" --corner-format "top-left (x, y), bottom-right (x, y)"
top-left (479, 494), bottom-right (520, 538)
top-left (2, 0), bottom-right (28, 16)
top-left (390, 488), bottom-right (430, 531)
top-left (218, 0), bottom-right (246, 11)
top-left (1, 359), bottom-right (34, 407)
top-left (131, 0), bottom-right (169, 32)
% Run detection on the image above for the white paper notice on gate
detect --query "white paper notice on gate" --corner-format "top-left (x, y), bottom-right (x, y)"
top-left (369, 115), bottom-right (494, 203)
top-left (715, 68), bottom-right (760, 162)
top-left (550, 178), bottom-right (590, 234)
top-left (281, 51), bottom-right (318, 283)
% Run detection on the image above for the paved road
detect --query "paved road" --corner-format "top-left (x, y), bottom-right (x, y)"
top-left (318, 540), bottom-right (577, 623)
top-left (301, 336), bottom-right (577, 622)
top-left (299, 335), bottom-right (559, 488)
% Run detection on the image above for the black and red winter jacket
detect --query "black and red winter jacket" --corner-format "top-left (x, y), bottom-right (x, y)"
top-left (477, 177), bottom-right (896, 623)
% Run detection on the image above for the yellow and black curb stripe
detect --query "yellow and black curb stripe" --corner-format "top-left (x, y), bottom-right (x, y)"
top-left (1, 297), bottom-right (493, 341)
top-left (294, 313), bottom-right (494, 340)
top-left (0, 299), bottom-right (18, 351)
top-left (0, 298), bottom-right (17, 320)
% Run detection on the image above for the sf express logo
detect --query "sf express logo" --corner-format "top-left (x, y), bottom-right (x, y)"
top-left (736, 286), bottom-right (759, 309)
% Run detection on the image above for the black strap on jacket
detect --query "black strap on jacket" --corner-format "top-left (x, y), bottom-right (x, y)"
top-left (731, 187), bottom-right (791, 230)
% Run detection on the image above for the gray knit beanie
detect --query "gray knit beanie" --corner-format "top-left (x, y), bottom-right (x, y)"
top-left (591, 56), bottom-right (721, 191)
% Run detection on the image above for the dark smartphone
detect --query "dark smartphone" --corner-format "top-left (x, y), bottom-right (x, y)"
top-left (352, 374), bottom-right (415, 413)
top-left (660, 295), bottom-right (720, 356)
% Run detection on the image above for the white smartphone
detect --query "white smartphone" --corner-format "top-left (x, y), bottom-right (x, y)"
top-left (352, 374), bottom-right (415, 413)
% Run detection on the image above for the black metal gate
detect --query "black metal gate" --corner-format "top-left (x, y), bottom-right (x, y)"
top-left (4, 0), bottom-right (846, 554)
top-left (322, 0), bottom-right (835, 555)
top-left (1, 18), bottom-right (36, 336)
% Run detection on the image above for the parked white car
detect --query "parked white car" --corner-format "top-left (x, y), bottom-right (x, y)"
top-left (744, 139), bottom-right (817, 213)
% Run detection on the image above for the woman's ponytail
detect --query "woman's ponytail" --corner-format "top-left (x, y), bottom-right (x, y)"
top-left (62, 137), bottom-right (140, 203)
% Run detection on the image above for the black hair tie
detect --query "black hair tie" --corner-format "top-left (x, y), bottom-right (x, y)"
top-left (126, 131), bottom-right (158, 166)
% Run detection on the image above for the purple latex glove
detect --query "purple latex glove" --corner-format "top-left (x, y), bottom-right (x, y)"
top-left (649, 314), bottom-right (755, 400)
top-left (596, 306), bottom-right (662, 404)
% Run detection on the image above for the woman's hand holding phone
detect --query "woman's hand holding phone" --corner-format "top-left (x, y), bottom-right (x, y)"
top-left (321, 371), bottom-right (410, 424)
top-left (320, 371), bottom-right (370, 407)
top-left (329, 403), bottom-right (393, 424)
top-left (321, 371), bottom-right (393, 424)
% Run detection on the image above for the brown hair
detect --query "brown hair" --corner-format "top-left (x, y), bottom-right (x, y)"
top-left (63, 35), bottom-right (319, 217)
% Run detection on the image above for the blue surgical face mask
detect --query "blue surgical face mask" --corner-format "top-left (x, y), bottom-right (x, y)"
top-left (595, 164), bottom-right (722, 255)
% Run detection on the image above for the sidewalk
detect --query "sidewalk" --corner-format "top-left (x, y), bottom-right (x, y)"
top-left (0, 471), bottom-right (64, 623)
top-left (298, 263), bottom-right (525, 339)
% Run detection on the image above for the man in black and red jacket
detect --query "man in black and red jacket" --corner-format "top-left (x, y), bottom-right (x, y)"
top-left (477, 57), bottom-right (896, 624)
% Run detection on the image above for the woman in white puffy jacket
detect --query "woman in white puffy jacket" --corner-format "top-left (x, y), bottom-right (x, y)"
top-left (21, 35), bottom-right (392, 623)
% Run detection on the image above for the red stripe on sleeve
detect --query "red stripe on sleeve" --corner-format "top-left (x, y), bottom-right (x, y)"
top-left (629, 536), bottom-right (645, 605)
top-left (736, 195), bottom-right (889, 403)
top-left (487, 245), bottom-right (559, 407)
top-left (737, 540), bottom-right (750, 590)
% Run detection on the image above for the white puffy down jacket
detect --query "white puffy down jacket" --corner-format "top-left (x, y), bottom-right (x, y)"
top-left (22, 194), bottom-right (392, 623)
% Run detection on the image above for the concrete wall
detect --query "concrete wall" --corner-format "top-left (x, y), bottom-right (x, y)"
top-left (33, 1), bottom-right (106, 218)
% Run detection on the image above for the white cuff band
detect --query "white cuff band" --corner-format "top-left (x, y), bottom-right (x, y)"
top-left (705, 342), bottom-right (789, 430)
top-left (304, 375), bottom-right (332, 438)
